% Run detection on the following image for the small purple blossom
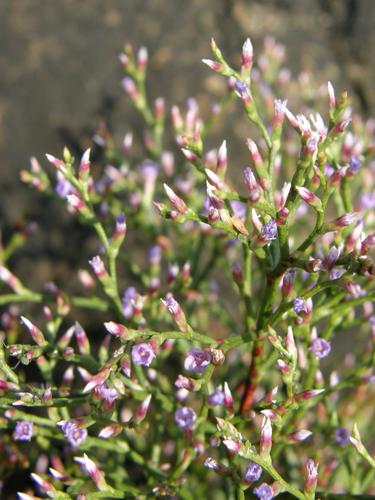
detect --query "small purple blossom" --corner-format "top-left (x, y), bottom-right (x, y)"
top-left (253, 483), bottom-right (274, 500)
top-left (334, 427), bottom-right (350, 447)
top-left (310, 338), bottom-right (331, 359)
top-left (348, 155), bottom-right (360, 174)
top-left (61, 421), bottom-right (88, 447)
top-left (184, 349), bottom-right (212, 374)
top-left (174, 407), bottom-right (197, 429)
top-left (14, 421), bottom-right (34, 441)
top-left (260, 219), bottom-right (277, 241)
top-left (293, 297), bottom-right (306, 314)
top-left (234, 80), bottom-right (251, 101)
top-left (121, 287), bottom-right (137, 319)
top-left (140, 160), bottom-right (159, 182)
top-left (131, 343), bottom-right (156, 367)
top-left (244, 461), bottom-right (262, 483)
top-left (208, 385), bottom-right (225, 406)
top-left (148, 245), bottom-right (162, 266)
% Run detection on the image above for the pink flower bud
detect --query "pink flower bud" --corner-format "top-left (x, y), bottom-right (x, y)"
top-left (88, 256), bottom-right (107, 278)
top-left (327, 81), bottom-right (336, 108)
top-left (273, 99), bottom-right (287, 127)
top-left (79, 148), bottom-right (90, 178)
top-left (45, 154), bottom-right (64, 169)
top-left (20, 316), bottom-right (46, 345)
top-left (332, 212), bottom-right (360, 228)
top-left (202, 59), bottom-right (222, 72)
top-left (287, 429), bottom-right (312, 442)
top-left (163, 184), bottom-right (188, 214)
top-left (74, 453), bottom-right (107, 490)
top-left (104, 321), bottom-right (127, 338)
top-left (74, 322), bottom-right (90, 354)
top-left (223, 382), bottom-right (233, 411)
top-left (137, 46), bottom-right (148, 68)
top-left (304, 459), bottom-right (318, 496)
top-left (134, 394), bottom-right (152, 424)
top-left (260, 417), bottom-right (272, 456)
top-left (122, 77), bottom-right (138, 99)
top-left (98, 423), bottom-right (122, 439)
top-left (241, 38), bottom-right (253, 69)
top-left (83, 366), bottom-right (111, 393)
top-left (216, 140), bottom-right (227, 175)
top-left (295, 186), bottom-right (322, 210)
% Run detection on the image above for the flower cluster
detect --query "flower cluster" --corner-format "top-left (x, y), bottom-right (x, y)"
top-left (1, 35), bottom-right (374, 499)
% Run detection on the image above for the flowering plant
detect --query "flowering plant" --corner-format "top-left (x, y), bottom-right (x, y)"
top-left (1, 36), bottom-right (375, 499)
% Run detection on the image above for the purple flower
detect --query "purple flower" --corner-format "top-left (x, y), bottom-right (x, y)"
top-left (140, 160), bottom-right (159, 182)
top-left (359, 192), bottom-right (375, 210)
top-left (14, 421), bottom-right (34, 441)
top-left (348, 155), bottom-right (360, 174)
top-left (310, 338), bottom-right (331, 359)
top-left (334, 427), bottom-right (350, 447)
top-left (230, 200), bottom-right (247, 219)
top-left (260, 220), bottom-right (277, 242)
top-left (253, 483), bottom-right (274, 500)
top-left (293, 297), bottom-right (306, 314)
top-left (234, 80), bottom-right (251, 101)
top-left (244, 461), bottom-right (262, 483)
top-left (174, 407), bottom-right (197, 429)
top-left (121, 287), bottom-right (137, 319)
top-left (208, 386), bottom-right (225, 406)
top-left (132, 343), bottom-right (155, 367)
top-left (60, 420), bottom-right (87, 447)
top-left (184, 349), bottom-right (212, 374)
top-left (148, 245), bottom-right (162, 266)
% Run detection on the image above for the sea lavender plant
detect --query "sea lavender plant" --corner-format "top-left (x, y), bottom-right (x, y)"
top-left (0, 36), bottom-right (374, 499)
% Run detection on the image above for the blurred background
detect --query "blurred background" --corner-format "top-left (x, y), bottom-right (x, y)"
top-left (0, 0), bottom-right (374, 288)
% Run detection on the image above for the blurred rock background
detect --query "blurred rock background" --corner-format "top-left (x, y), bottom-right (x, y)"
top-left (0, 0), bottom-right (374, 288)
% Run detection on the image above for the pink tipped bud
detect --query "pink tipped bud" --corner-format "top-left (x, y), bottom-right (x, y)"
top-left (205, 168), bottom-right (225, 190)
top-left (154, 97), bottom-right (165, 120)
top-left (30, 473), bottom-right (54, 493)
top-left (246, 138), bottom-right (263, 166)
top-left (79, 148), bottom-right (91, 177)
top-left (281, 269), bottom-right (295, 299)
top-left (134, 394), bottom-right (152, 423)
top-left (335, 118), bottom-right (351, 134)
top-left (360, 233), bottom-right (375, 255)
top-left (327, 81), bottom-right (336, 108)
top-left (277, 359), bottom-right (290, 374)
top-left (0, 266), bottom-right (24, 293)
top-left (88, 256), bottom-right (107, 278)
top-left (137, 46), bottom-right (148, 68)
top-left (331, 212), bottom-right (360, 228)
top-left (285, 108), bottom-right (299, 129)
top-left (260, 417), bottom-right (272, 456)
top-left (181, 148), bottom-right (198, 162)
top-left (216, 140), bottom-right (227, 175)
top-left (223, 382), bottom-right (233, 411)
top-left (163, 184), bottom-right (188, 213)
top-left (66, 194), bottom-right (86, 212)
top-left (83, 367), bottom-right (111, 393)
top-left (162, 294), bottom-right (189, 332)
top-left (287, 429), bottom-right (312, 442)
top-left (223, 438), bottom-right (242, 454)
top-left (74, 322), bottom-right (90, 355)
top-left (20, 316), bottom-right (46, 345)
top-left (295, 186), bottom-right (322, 210)
top-left (297, 388), bottom-right (324, 400)
top-left (45, 154), bottom-right (64, 169)
top-left (121, 77), bottom-right (138, 99)
top-left (171, 105), bottom-right (183, 130)
top-left (74, 453), bottom-right (107, 490)
top-left (118, 52), bottom-right (129, 66)
top-left (202, 59), bottom-right (222, 72)
top-left (241, 38), bottom-right (253, 69)
top-left (104, 321), bottom-right (127, 338)
top-left (98, 423), bottom-right (122, 439)
top-left (286, 326), bottom-right (297, 357)
top-left (304, 459), bottom-right (318, 496)
top-left (122, 132), bottom-right (133, 154)
top-left (273, 99), bottom-right (287, 127)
